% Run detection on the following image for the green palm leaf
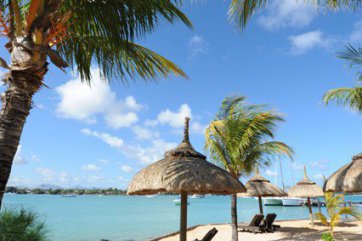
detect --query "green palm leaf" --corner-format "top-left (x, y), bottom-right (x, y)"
top-left (323, 87), bottom-right (362, 112)
top-left (228, 0), bottom-right (362, 30)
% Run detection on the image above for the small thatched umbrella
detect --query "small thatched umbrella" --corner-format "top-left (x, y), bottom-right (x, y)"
top-left (128, 118), bottom-right (246, 241)
top-left (288, 166), bottom-right (324, 226)
top-left (239, 168), bottom-right (287, 215)
top-left (324, 153), bottom-right (362, 194)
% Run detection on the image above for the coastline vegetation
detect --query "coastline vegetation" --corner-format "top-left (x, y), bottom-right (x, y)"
top-left (5, 186), bottom-right (127, 195)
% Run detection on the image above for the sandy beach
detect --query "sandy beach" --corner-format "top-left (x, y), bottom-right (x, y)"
top-left (155, 220), bottom-right (362, 241)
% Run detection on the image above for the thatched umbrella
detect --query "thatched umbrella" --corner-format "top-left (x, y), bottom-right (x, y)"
top-left (239, 168), bottom-right (287, 215)
top-left (288, 166), bottom-right (324, 226)
top-left (128, 118), bottom-right (246, 241)
top-left (324, 153), bottom-right (362, 194)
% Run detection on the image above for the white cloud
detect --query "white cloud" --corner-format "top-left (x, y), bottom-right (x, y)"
top-left (36, 167), bottom-right (56, 182)
top-left (188, 35), bottom-right (209, 58)
top-left (121, 165), bottom-right (133, 173)
top-left (8, 176), bottom-right (33, 187)
top-left (310, 159), bottom-right (329, 171)
top-left (288, 30), bottom-right (331, 55)
top-left (81, 128), bottom-right (177, 165)
top-left (265, 169), bottom-right (278, 177)
top-left (132, 125), bottom-right (160, 140)
top-left (350, 20), bottom-right (362, 44)
top-left (157, 104), bottom-right (192, 128)
top-left (258, 0), bottom-right (316, 31)
top-left (14, 145), bottom-right (28, 165)
top-left (56, 67), bottom-right (141, 128)
top-left (81, 128), bottom-right (124, 148)
top-left (123, 139), bottom-right (177, 165)
top-left (144, 119), bottom-right (158, 127)
top-left (191, 122), bottom-right (208, 135)
top-left (81, 164), bottom-right (100, 172)
top-left (292, 162), bottom-right (304, 170)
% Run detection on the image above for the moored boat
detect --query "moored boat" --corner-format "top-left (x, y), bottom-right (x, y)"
top-left (282, 197), bottom-right (304, 206)
top-left (264, 197), bottom-right (283, 206)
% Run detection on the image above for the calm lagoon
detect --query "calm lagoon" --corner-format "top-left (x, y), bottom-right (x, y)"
top-left (3, 194), bottom-right (362, 241)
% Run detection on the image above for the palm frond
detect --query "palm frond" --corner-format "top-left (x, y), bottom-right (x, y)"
top-left (57, 0), bottom-right (191, 82)
top-left (323, 87), bottom-right (362, 112)
top-left (338, 45), bottom-right (362, 67)
top-left (205, 95), bottom-right (293, 177)
top-left (228, 0), bottom-right (362, 30)
top-left (315, 212), bottom-right (329, 227)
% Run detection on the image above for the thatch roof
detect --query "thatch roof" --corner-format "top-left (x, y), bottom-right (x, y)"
top-left (128, 118), bottom-right (246, 195)
top-left (288, 166), bottom-right (324, 198)
top-left (324, 153), bottom-right (362, 194)
top-left (238, 169), bottom-right (287, 197)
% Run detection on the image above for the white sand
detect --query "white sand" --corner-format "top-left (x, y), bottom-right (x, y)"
top-left (156, 220), bottom-right (362, 241)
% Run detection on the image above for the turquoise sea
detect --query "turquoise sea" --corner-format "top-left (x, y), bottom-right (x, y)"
top-left (3, 194), bottom-right (362, 241)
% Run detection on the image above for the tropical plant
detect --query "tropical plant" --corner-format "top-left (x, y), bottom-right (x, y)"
top-left (315, 192), bottom-right (362, 240)
top-left (323, 45), bottom-right (362, 112)
top-left (205, 96), bottom-right (293, 241)
top-left (227, 0), bottom-right (362, 29)
top-left (0, 209), bottom-right (49, 241)
top-left (0, 0), bottom-right (192, 208)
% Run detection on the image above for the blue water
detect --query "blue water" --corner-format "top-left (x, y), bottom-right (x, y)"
top-left (2, 194), bottom-right (362, 241)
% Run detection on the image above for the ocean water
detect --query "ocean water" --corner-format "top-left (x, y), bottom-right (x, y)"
top-left (2, 194), bottom-right (362, 241)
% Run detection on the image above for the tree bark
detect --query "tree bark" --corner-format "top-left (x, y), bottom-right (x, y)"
top-left (231, 193), bottom-right (238, 241)
top-left (0, 36), bottom-right (47, 208)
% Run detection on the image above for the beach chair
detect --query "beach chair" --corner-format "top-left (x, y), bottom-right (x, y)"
top-left (263, 213), bottom-right (280, 232)
top-left (193, 227), bottom-right (218, 241)
top-left (238, 214), bottom-right (266, 233)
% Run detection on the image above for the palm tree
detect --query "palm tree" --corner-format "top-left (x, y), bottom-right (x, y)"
top-left (205, 96), bottom-right (293, 241)
top-left (0, 0), bottom-right (192, 208)
top-left (227, 0), bottom-right (362, 29)
top-left (0, 209), bottom-right (49, 241)
top-left (315, 192), bottom-right (361, 240)
top-left (323, 45), bottom-right (362, 112)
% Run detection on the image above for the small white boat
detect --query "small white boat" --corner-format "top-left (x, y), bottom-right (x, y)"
top-left (146, 195), bottom-right (156, 198)
top-left (282, 198), bottom-right (304, 206)
top-left (190, 194), bottom-right (205, 199)
top-left (264, 197), bottom-right (283, 206)
top-left (173, 198), bottom-right (190, 205)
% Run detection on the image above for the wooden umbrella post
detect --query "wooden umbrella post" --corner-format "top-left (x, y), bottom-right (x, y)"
top-left (307, 197), bottom-right (314, 226)
top-left (180, 191), bottom-right (188, 241)
top-left (258, 195), bottom-right (264, 215)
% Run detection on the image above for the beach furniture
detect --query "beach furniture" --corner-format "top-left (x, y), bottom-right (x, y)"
top-left (238, 214), bottom-right (265, 233)
top-left (193, 227), bottom-right (218, 241)
top-left (264, 213), bottom-right (280, 232)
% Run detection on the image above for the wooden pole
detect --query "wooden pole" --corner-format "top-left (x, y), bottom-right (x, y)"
top-left (258, 195), bottom-right (264, 215)
top-left (307, 197), bottom-right (314, 226)
top-left (180, 191), bottom-right (188, 241)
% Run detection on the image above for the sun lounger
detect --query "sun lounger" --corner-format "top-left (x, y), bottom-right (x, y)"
top-left (264, 213), bottom-right (280, 232)
top-left (193, 227), bottom-right (218, 241)
top-left (238, 214), bottom-right (266, 233)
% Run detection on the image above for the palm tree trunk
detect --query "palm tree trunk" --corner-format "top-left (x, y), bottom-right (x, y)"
top-left (0, 37), bottom-right (47, 208)
top-left (231, 193), bottom-right (238, 241)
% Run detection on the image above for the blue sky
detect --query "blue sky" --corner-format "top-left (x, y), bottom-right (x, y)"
top-left (4, 0), bottom-right (362, 189)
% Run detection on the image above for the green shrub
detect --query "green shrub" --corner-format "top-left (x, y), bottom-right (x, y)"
top-left (0, 209), bottom-right (49, 241)
top-left (321, 232), bottom-right (334, 241)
